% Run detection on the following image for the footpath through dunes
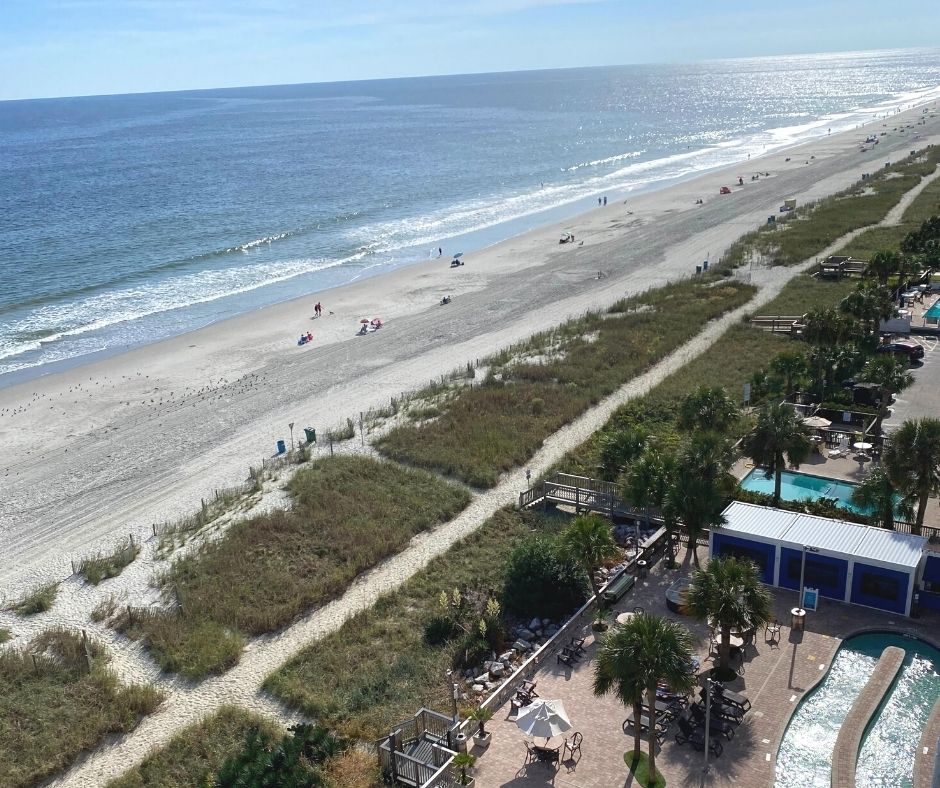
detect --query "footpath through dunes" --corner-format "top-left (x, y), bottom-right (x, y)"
top-left (29, 142), bottom-right (940, 786)
top-left (3, 106), bottom-right (940, 579)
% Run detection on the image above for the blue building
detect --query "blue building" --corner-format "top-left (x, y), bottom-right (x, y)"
top-left (710, 502), bottom-right (927, 617)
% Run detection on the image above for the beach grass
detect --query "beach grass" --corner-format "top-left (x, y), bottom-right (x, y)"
top-left (118, 456), bottom-right (471, 678)
top-left (106, 706), bottom-right (282, 788)
top-left (265, 507), bottom-right (565, 741)
top-left (78, 538), bottom-right (140, 585)
top-left (0, 629), bottom-right (9, 645)
top-left (376, 277), bottom-right (755, 487)
top-left (0, 628), bottom-right (162, 788)
top-left (5, 581), bottom-right (59, 616)
top-left (722, 148), bottom-right (940, 269)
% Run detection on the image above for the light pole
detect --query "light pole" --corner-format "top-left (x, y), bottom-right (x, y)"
top-left (446, 670), bottom-right (459, 721)
top-left (288, 422), bottom-right (295, 452)
top-left (703, 677), bottom-right (716, 774)
top-left (798, 545), bottom-right (820, 610)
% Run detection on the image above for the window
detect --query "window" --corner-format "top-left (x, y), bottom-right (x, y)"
top-left (786, 556), bottom-right (841, 589)
top-left (859, 571), bottom-right (900, 601)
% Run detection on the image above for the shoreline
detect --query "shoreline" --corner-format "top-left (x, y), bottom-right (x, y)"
top-left (3, 93), bottom-right (938, 388)
top-left (2, 101), bottom-right (940, 582)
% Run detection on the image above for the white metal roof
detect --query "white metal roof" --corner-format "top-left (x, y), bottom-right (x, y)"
top-left (720, 502), bottom-right (927, 571)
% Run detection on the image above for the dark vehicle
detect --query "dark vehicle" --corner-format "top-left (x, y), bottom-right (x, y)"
top-left (852, 383), bottom-right (882, 407)
top-left (876, 340), bottom-right (925, 362)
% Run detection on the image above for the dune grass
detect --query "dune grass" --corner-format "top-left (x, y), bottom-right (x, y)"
top-left (266, 507), bottom-right (565, 741)
top-left (722, 148), bottom-right (940, 269)
top-left (752, 274), bottom-right (857, 316)
top-left (118, 456), bottom-right (471, 679)
top-left (107, 706), bottom-right (282, 788)
top-left (79, 538), bottom-right (140, 585)
top-left (5, 581), bottom-right (59, 616)
top-left (377, 277), bottom-right (755, 487)
top-left (0, 628), bottom-right (162, 788)
top-left (0, 629), bottom-right (9, 645)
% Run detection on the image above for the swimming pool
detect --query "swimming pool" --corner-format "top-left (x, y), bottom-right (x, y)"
top-left (775, 632), bottom-right (940, 787)
top-left (740, 469), bottom-right (866, 514)
top-left (925, 299), bottom-right (940, 320)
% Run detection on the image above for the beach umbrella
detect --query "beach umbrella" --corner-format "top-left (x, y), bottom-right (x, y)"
top-left (802, 415), bottom-right (832, 429)
top-left (360, 319), bottom-right (370, 324)
top-left (515, 699), bottom-right (572, 741)
top-left (453, 251), bottom-right (464, 258)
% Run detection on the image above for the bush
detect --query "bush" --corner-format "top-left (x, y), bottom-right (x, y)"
top-left (5, 582), bottom-right (59, 616)
top-left (502, 536), bottom-right (588, 620)
top-left (423, 615), bottom-right (458, 646)
top-left (79, 539), bottom-right (140, 585)
top-left (452, 633), bottom-right (491, 671)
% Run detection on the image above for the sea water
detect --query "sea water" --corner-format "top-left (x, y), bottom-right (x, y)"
top-left (3, 48), bottom-right (940, 382)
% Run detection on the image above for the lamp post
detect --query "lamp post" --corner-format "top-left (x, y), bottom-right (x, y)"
top-left (798, 545), bottom-right (820, 610)
top-left (703, 677), bottom-right (716, 774)
top-left (288, 422), bottom-right (295, 452)
top-left (446, 670), bottom-right (459, 721)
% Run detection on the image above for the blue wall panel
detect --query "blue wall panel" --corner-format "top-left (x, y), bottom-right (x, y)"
top-left (923, 555), bottom-right (940, 584)
top-left (851, 563), bottom-right (910, 615)
top-left (919, 590), bottom-right (940, 612)
top-left (711, 534), bottom-right (775, 584)
top-left (778, 547), bottom-right (848, 601)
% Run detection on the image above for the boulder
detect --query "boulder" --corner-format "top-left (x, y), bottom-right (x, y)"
top-left (518, 628), bottom-right (536, 641)
top-left (489, 663), bottom-right (505, 679)
top-left (529, 618), bottom-right (542, 631)
top-left (472, 683), bottom-right (485, 693)
top-left (475, 674), bottom-right (490, 685)
top-left (512, 639), bottom-right (531, 652)
top-left (541, 618), bottom-right (552, 628)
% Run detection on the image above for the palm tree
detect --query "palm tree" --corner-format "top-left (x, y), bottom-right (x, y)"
top-left (769, 351), bottom-right (808, 398)
top-left (859, 354), bottom-right (914, 435)
top-left (594, 613), bottom-right (695, 783)
top-left (851, 467), bottom-right (914, 531)
top-left (743, 403), bottom-right (811, 507)
top-left (597, 426), bottom-right (647, 481)
top-left (677, 386), bottom-right (740, 434)
top-left (559, 515), bottom-right (619, 601)
top-left (685, 557), bottom-right (772, 679)
top-left (663, 433), bottom-right (735, 565)
top-left (883, 418), bottom-right (940, 535)
top-left (624, 447), bottom-right (675, 533)
top-left (865, 249), bottom-right (900, 286)
top-left (840, 282), bottom-right (895, 340)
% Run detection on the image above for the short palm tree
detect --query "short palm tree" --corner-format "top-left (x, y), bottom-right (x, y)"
top-left (851, 467), bottom-right (914, 531)
top-left (685, 557), bottom-right (772, 679)
top-left (883, 418), bottom-right (940, 535)
top-left (743, 403), bottom-right (811, 507)
top-left (624, 447), bottom-right (675, 532)
top-left (559, 515), bottom-right (619, 601)
top-left (769, 351), bottom-right (808, 398)
top-left (677, 386), bottom-right (740, 434)
top-left (865, 249), bottom-right (900, 286)
top-left (859, 354), bottom-right (914, 435)
top-left (593, 613), bottom-right (694, 784)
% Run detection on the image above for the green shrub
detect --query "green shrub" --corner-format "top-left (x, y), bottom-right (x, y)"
top-left (423, 615), bottom-right (458, 646)
top-left (502, 536), bottom-right (588, 620)
top-left (6, 582), bottom-right (59, 616)
top-left (79, 539), bottom-right (140, 585)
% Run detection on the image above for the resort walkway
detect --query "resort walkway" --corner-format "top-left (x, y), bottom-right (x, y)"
top-left (472, 550), bottom-right (940, 788)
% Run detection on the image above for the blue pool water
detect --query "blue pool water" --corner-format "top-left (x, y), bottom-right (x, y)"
top-left (740, 469), bottom-right (866, 514)
top-left (925, 299), bottom-right (940, 320)
top-left (776, 632), bottom-right (940, 787)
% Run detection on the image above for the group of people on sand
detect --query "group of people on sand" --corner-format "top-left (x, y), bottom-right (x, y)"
top-left (358, 317), bottom-right (383, 335)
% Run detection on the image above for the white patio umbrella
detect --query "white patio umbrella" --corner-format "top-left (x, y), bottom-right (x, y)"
top-left (515, 698), bottom-right (572, 741)
top-left (802, 415), bottom-right (832, 429)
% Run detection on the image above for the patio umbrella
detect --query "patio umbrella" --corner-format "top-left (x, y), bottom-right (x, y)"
top-left (515, 698), bottom-right (572, 741)
top-left (802, 415), bottom-right (832, 429)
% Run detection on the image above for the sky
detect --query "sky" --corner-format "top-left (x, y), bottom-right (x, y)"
top-left (1, 0), bottom-right (939, 101)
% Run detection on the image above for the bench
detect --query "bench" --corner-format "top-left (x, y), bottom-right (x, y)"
top-left (602, 572), bottom-right (636, 604)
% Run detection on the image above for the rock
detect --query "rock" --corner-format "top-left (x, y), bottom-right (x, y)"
top-left (472, 684), bottom-right (485, 693)
top-left (529, 618), bottom-right (542, 631)
top-left (475, 674), bottom-right (490, 684)
top-left (541, 618), bottom-right (552, 628)
top-left (512, 639), bottom-right (531, 652)
top-left (489, 663), bottom-right (505, 679)
top-left (518, 628), bottom-right (536, 641)
top-left (482, 661), bottom-right (494, 672)
top-left (485, 682), bottom-right (496, 690)
top-left (499, 651), bottom-right (514, 663)
top-left (460, 692), bottom-right (469, 701)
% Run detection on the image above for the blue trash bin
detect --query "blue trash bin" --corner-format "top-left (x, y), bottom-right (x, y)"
top-left (276, 439), bottom-right (286, 454)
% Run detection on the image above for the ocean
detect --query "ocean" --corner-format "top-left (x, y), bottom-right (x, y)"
top-left (2, 48), bottom-right (940, 383)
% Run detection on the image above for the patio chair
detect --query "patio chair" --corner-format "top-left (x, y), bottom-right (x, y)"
top-left (675, 719), bottom-right (723, 757)
top-left (765, 618), bottom-right (781, 645)
top-left (563, 732), bottom-right (582, 760)
top-left (524, 740), bottom-right (539, 764)
top-left (511, 689), bottom-right (535, 714)
top-left (712, 684), bottom-right (751, 712)
top-left (568, 636), bottom-right (586, 655)
top-left (557, 647), bottom-right (578, 667)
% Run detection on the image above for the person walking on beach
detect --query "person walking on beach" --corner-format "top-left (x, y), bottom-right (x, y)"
top-left (438, 247), bottom-right (442, 258)
top-left (314, 302), bottom-right (322, 317)
top-left (603, 196), bottom-right (607, 206)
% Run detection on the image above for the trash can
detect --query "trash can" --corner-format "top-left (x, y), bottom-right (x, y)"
top-left (303, 427), bottom-right (317, 444)
top-left (637, 560), bottom-right (648, 579)
top-left (702, 260), bottom-right (709, 272)
top-left (790, 607), bottom-right (806, 632)
top-left (695, 265), bottom-right (702, 275)
top-left (276, 439), bottom-right (286, 455)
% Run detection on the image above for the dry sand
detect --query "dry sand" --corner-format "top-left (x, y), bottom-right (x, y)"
top-left (2, 103), bottom-right (940, 587)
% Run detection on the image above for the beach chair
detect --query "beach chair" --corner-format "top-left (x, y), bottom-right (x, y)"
top-left (690, 703), bottom-right (736, 740)
top-left (675, 715), bottom-right (723, 757)
top-left (713, 684), bottom-right (752, 713)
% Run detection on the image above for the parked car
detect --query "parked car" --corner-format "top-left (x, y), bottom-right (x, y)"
top-left (876, 340), bottom-right (925, 362)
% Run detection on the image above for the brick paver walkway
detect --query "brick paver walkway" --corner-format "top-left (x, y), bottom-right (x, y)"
top-left (472, 550), bottom-right (940, 788)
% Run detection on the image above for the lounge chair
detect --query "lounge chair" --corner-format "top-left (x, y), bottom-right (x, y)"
top-left (624, 710), bottom-right (669, 741)
top-left (714, 684), bottom-right (752, 712)
top-left (828, 448), bottom-right (847, 459)
top-left (690, 704), bottom-right (736, 739)
top-left (675, 715), bottom-right (723, 757)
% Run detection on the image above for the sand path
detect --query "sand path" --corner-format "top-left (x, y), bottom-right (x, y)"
top-left (3, 107), bottom-right (940, 588)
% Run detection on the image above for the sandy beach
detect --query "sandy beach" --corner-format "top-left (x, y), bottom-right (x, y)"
top-left (2, 102), bottom-right (939, 586)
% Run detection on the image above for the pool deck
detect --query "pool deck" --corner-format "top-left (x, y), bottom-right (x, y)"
top-left (470, 547), bottom-right (940, 788)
